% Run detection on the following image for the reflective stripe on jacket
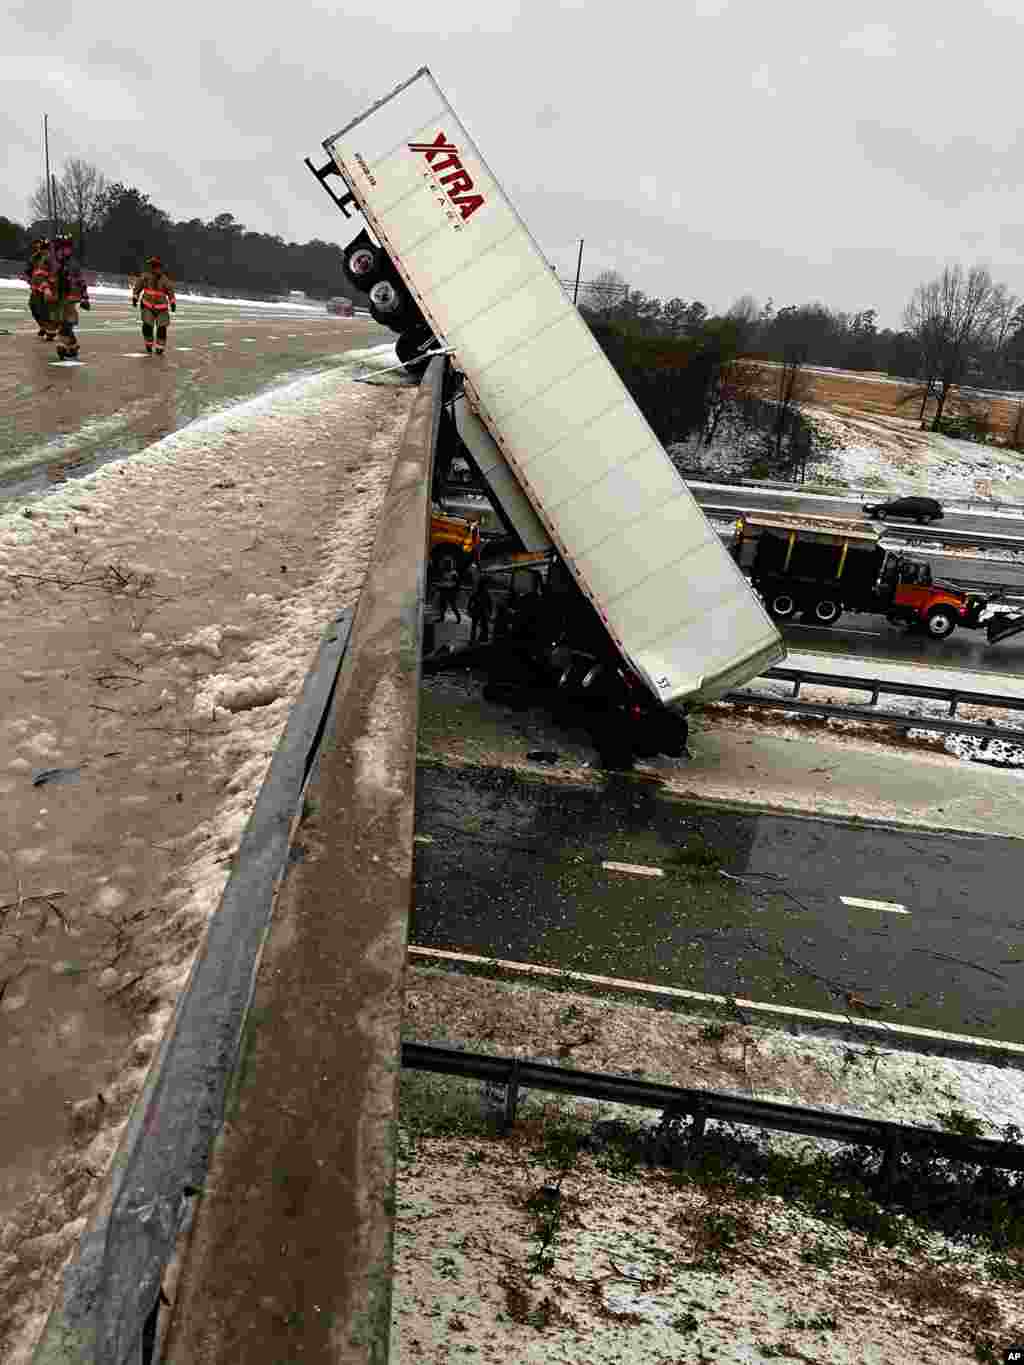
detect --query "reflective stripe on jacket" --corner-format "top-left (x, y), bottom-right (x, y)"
top-left (29, 257), bottom-right (53, 297)
top-left (133, 272), bottom-right (176, 311)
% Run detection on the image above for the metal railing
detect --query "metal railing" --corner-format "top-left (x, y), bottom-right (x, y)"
top-left (403, 1041), bottom-right (1024, 1171)
top-left (701, 502), bottom-right (1024, 553)
top-left (726, 665), bottom-right (1024, 746)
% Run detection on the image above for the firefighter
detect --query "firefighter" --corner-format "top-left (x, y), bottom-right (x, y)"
top-left (467, 574), bottom-right (493, 644)
top-left (25, 239), bottom-right (52, 338)
top-left (131, 255), bottom-right (176, 355)
top-left (48, 235), bottom-right (91, 359)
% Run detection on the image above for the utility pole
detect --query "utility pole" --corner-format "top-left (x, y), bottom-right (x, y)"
top-left (43, 114), bottom-right (55, 236)
top-left (572, 238), bottom-right (584, 306)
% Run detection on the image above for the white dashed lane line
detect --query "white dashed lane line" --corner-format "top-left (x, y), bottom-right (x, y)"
top-left (602, 861), bottom-right (665, 878)
top-left (840, 895), bottom-right (909, 914)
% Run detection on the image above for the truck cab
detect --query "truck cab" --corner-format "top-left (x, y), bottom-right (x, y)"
top-left (885, 556), bottom-right (985, 638)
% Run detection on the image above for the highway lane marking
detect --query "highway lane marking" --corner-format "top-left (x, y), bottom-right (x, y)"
top-left (602, 861), bottom-right (665, 878)
top-left (841, 895), bottom-right (908, 914)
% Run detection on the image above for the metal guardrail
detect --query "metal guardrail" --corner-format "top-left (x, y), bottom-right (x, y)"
top-left (725, 665), bottom-right (1024, 746)
top-left (701, 502), bottom-right (1024, 553)
top-left (403, 1041), bottom-right (1024, 1172)
top-left (681, 470), bottom-right (1024, 520)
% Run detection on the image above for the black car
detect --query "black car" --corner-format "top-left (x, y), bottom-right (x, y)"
top-left (862, 495), bottom-right (944, 524)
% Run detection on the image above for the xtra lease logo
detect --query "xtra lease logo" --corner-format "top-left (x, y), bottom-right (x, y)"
top-left (408, 133), bottom-right (485, 221)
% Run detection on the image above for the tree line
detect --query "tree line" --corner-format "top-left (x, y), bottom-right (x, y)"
top-left (577, 268), bottom-right (1024, 398)
top-left (570, 266), bottom-right (1024, 474)
top-left (1, 157), bottom-right (360, 303)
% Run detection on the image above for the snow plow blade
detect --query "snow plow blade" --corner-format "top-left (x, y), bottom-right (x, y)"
top-left (986, 613), bottom-right (1024, 645)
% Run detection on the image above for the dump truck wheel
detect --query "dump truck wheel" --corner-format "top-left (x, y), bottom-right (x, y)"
top-left (925, 606), bottom-right (957, 639)
top-left (768, 592), bottom-right (798, 620)
top-left (812, 598), bottom-right (842, 626)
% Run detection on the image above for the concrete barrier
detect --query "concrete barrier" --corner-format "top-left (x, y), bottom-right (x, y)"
top-left (157, 357), bottom-right (442, 1363)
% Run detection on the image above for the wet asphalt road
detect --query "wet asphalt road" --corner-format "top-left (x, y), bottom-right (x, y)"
top-left (692, 483), bottom-right (1024, 542)
top-left (412, 762), bottom-right (1024, 1045)
top-left (0, 289), bottom-right (390, 498)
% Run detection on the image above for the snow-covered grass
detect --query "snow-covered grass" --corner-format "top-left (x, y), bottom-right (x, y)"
top-left (0, 278), bottom-right (333, 313)
top-left (392, 965), bottom-right (1024, 1364)
top-left (672, 396), bottom-right (1024, 505)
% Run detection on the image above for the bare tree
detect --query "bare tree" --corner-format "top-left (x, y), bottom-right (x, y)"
top-left (60, 158), bottom-right (108, 261)
top-left (27, 158), bottom-right (107, 258)
top-left (580, 268), bottom-right (629, 323)
top-left (703, 357), bottom-right (760, 447)
top-left (775, 343), bottom-right (809, 474)
top-left (984, 284), bottom-right (1021, 388)
top-left (725, 294), bottom-right (760, 352)
top-left (903, 264), bottom-right (1002, 430)
top-left (28, 177), bottom-right (68, 232)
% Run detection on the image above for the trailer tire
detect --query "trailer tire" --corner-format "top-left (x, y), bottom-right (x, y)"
top-left (343, 243), bottom-right (383, 290)
top-left (925, 606), bottom-right (957, 639)
top-left (812, 598), bottom-right (842, 626)
top-left (767, 592), bottom-right (798, 621)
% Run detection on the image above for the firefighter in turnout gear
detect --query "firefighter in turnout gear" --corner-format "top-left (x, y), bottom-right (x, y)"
top-left (25, 239), bottom-right (52, 338)
top-left (48, 235), bottom-right (91, 359)
top-left (132, 256), bottom-right (176, 355)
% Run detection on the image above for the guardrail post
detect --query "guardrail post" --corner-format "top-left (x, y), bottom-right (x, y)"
top-left (948, 692), bottom-right (959, 717)
top-left (502, 1059), bottom-right (522, 1134)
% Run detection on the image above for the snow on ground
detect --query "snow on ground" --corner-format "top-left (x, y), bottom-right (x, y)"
top-left (393, 965), bottom-right (1024, 1364)
top-left (672, 402), bottom-right (1024, 504)
top-left (3, 342), bottom-right (412, 489)
top-left (0, 278), bottom-right (336, 313)
top-left (728, 672), bottom-right (1024, 769)
top-left (0, 349), bottom-right (414, 1362)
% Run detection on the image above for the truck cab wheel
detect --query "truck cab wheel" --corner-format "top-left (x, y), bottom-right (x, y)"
top-left (925, 606), bottom-right (957, 639)
top-left (768, 593), bottom-right (798, 620)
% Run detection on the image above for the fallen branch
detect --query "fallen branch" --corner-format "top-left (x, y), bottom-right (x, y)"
top-left (0, 889), bottom-right (67, 914)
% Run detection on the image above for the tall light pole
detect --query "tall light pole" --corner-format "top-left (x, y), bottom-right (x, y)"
top-left (43, 114), bottom-right (54, 237)
top-left (572, 238), bottom-right (584, 306)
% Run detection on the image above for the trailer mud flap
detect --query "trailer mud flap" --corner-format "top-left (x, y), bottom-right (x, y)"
top-left (986, 613), bottom-right (1024, 645)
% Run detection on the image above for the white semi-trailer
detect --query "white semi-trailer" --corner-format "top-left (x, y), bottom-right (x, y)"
top-left (306, 68), bottom-right (783, 764)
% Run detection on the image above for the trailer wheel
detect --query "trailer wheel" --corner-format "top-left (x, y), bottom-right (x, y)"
top-left (768, 592), bottom-right (798, 620)
top-left (812, 598), bottom-right (842, 626)
top-left (344, 243), bottom-right (382, 290)
top-left (925, 605), bottom-right (957, 639)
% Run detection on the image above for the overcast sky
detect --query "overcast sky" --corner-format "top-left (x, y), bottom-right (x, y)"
top-left (3, 0), bottom-right (1022, 328)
